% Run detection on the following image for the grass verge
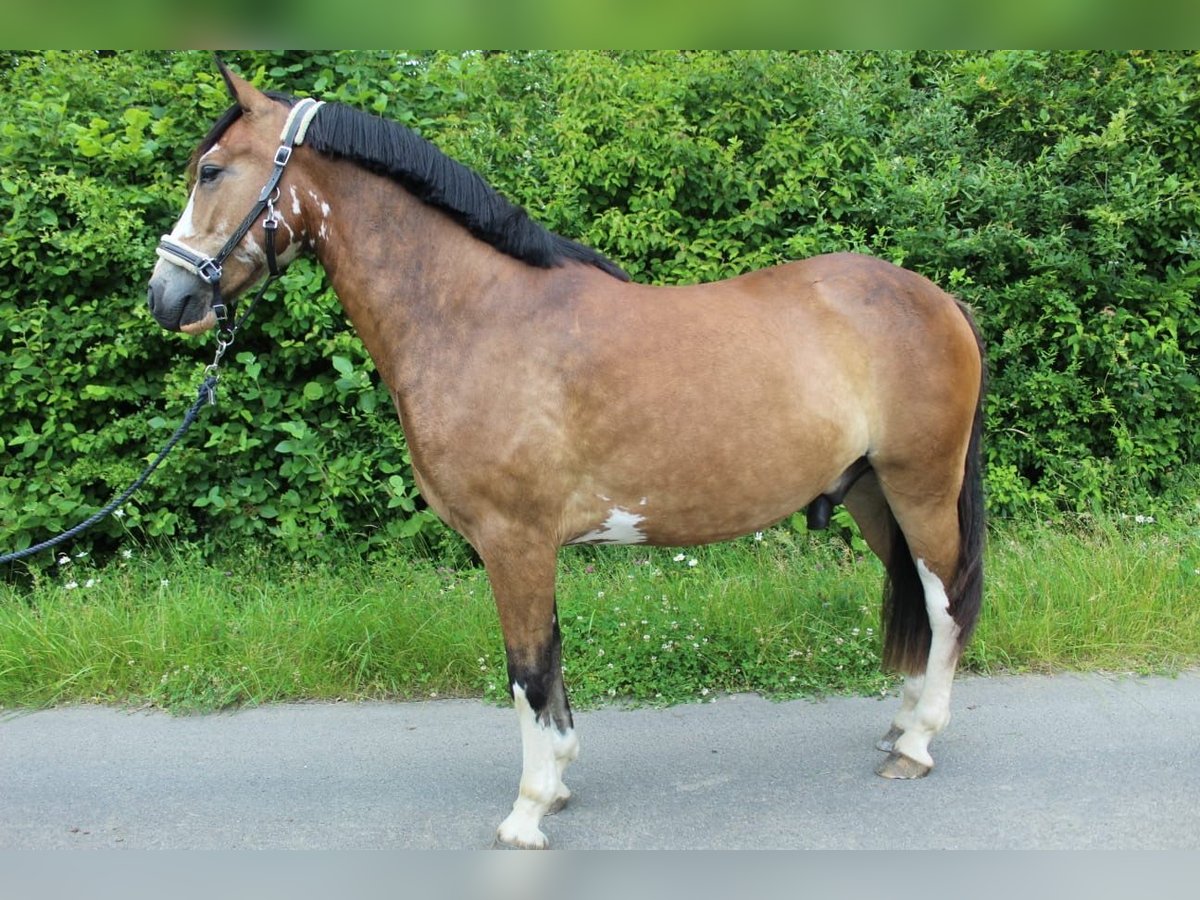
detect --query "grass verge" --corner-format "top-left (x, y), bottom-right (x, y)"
top-left (1, 515), bottom-right (1197, 711)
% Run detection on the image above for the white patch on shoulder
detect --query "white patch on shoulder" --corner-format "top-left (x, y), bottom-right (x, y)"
top-left (289, 185), bottom-right (301, 216)
top-left (569, 507), bottom-right (647, 545)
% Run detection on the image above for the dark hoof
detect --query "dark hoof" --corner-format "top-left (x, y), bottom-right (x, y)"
top-left (876, 725), bottom-right (904, 753)
top-left (875, 751), bottom-right (932, 779)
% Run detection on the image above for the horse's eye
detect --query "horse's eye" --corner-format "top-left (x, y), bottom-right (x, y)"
top-left (198, 165), bottom-right (222, 185)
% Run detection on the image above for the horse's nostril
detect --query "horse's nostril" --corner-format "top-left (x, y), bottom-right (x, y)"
top-left (147, 285), bottom-right (157, 314)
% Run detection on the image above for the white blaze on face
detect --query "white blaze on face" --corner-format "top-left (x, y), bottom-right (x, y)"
top-left (164, 143), bottom-right (226, 252)
top-left (171, 188), bottom-right (198, 241)
top-left (569, 507), bottom-right (648, 545)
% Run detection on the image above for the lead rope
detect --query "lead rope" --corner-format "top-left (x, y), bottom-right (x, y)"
top-left (0, 274), bottom-right (274, 567)
top-left (2, 98), bottom-right (322, 566)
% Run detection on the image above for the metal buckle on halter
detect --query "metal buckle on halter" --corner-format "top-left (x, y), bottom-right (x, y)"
top-left (196, 258), bottom-right (223, 284)
top-left (274, 145), bottom-right (293, 167)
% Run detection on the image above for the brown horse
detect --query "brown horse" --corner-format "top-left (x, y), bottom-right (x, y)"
top-left (147, 63), bottom-right (985, 849)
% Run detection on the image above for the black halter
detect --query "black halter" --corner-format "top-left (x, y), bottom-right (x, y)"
top-left (156, 97), bottom-right (323, 325)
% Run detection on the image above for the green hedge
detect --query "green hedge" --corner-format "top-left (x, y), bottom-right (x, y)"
top-left (1, 51), bottom-right (1197, 565)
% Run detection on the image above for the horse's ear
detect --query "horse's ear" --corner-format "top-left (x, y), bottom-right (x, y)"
top-left (213, 55), bottom-right (272, 117)
top-left (214, 54), bottom-right (237, 100)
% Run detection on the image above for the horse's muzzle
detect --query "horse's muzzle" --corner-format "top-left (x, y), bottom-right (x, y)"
top-left (147, 268), bottom-right (215, 334)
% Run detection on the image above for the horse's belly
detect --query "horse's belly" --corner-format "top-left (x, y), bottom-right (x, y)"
top-left (561, 477), bottom-right (827, 549)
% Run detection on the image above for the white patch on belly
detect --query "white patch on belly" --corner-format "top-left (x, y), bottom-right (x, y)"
top-left (568, 507), bottom-right (647, 545)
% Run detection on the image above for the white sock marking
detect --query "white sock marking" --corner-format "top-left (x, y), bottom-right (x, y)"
top-left (496, 684), bottom-right (577, 849)
top-left (892, 559), bottom-right (961, 768)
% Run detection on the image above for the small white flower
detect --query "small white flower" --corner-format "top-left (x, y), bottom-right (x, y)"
top-left (114, 508), bottom-right (125, 519)
top-left (754, 531), bottom-right (764, 541)
top-left (65, 580), bottom-right (79, 590)
top-left (121, 549), bottom-right (133, 560)
top-left (687, 558), bottom-right (698, 567)
top-left (673, 553), bottom-right (686, 562)
top-left (75, 551), bottom-right (87, 560)
top-left (597, 648), bottom-right (605, 657)
top-left (700, 688), bottom-right (710, 696)
top-left (160, 579), bottom-right (170, 587)
top-left (57, 555), bottom-right (70, 566)
top-left (84, 578), bottom-right (96, 589)
top-left (597, 590), bottom-right (605, 598)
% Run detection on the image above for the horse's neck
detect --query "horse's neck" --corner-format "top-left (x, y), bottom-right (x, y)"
top-left (308, 162), bottom-right (528, 393)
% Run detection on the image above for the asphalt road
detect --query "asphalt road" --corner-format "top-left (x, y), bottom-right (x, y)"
top-left (1, 672), bottom-right (1197, 849)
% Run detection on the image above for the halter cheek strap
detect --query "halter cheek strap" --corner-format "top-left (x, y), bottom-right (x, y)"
top-left (156, 98), bottom-right (324, 321)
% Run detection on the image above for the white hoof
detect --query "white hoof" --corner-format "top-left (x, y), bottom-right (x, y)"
top-left (496, 812), bottom-right (549, 849)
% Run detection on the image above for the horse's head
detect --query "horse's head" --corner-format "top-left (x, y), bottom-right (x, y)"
top-left (147, 61), bottom-right (315, 334)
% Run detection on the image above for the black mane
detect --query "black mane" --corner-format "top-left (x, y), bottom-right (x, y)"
top-left (201, 95), bottom-right (628, 280)
top-left (304, 102), bottom-right (629, 280)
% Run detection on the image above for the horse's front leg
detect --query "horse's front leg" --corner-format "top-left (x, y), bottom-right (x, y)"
top-left (481, 540), bottom-right (577, 849)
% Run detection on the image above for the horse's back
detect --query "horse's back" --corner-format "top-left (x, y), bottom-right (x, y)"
top-left (551, 252), bottom-right (981, 546)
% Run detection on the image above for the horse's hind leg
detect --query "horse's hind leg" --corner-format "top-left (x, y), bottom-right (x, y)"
top-left (481, 539), bottom-right (578, 849)
top-left (842, 472), bottom-right (925, 755)
top-left (876, 491), bottom-right (965, 779)
top-left (845, 468), bottom-right (964, 777)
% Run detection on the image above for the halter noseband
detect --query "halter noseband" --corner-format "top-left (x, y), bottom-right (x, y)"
top-left (156, 97), bottom-right (323, 324)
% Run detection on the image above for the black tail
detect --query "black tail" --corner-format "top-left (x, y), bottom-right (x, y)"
top-left (881, 304), bottom-right (987, 674)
